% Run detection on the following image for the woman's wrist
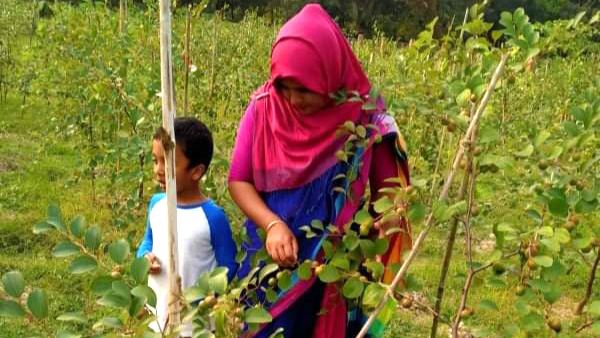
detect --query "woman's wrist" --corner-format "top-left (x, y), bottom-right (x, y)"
top-left (265, 219), bottom-right (285, 233)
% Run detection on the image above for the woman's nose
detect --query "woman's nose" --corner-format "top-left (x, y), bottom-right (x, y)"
top-left (289, 92), bottom-right (304, 108)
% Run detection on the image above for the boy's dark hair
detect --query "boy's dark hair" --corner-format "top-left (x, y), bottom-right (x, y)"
top-left (153, 117), bottom-right (213, 172)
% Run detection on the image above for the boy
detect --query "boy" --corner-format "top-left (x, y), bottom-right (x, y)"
top-left (136, 117), bottom-right (237, 336)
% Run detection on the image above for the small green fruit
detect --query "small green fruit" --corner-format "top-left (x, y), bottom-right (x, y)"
top-left (401, 296), bottom-right (413, 309)
top-left (460, 307), bottom-right (474, 319)
top-left (493, 263), bottom-right (506, 275)
top-left (547, 318), bottom-right (562, 333)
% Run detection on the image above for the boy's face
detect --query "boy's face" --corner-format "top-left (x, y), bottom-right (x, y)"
top-left (152, 140), bottom-right (204, 195)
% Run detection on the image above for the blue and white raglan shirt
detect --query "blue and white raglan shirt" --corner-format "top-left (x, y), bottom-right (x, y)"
top-left (136, 193), bottom-right (237, 336)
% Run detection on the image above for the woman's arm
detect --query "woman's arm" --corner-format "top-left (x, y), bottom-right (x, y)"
top-left (229, 181), bottom-right (298, 267)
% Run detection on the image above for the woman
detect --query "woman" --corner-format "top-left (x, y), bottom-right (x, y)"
top-left (228, 4), bottom-right (411, 338)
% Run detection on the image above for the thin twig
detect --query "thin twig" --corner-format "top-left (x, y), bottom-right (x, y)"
top-left (575, 248), bottom-right (600, 315)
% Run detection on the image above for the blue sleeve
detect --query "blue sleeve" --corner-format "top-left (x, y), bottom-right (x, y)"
top-left (136, 193), bottom-right (165, 258)
top-left (204, 202), bottom-right (238, 281)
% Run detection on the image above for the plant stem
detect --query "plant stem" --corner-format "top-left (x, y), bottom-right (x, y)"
top-left (575, 247), bottom-right (600, 315)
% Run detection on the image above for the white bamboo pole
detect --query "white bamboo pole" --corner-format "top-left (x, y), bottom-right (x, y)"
top-left (354, 54), bottom-right (509, 338)
top-left (159, 0), bottom-right (181, 335)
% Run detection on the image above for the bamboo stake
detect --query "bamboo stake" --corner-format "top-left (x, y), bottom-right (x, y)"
top-left (183, 4), bottom-right (191, 115)
top-left (354, 54), bottom-right (508, 338)
top-left (159, 0), bottom-right (181, 335)
top-left (119, 0), bottom-right (127, 34)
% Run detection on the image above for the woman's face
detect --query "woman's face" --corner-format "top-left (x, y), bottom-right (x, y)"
top-left (277, 78), bottom-right (330, 115)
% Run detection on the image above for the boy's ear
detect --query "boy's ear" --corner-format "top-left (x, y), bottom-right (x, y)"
top-left (191, 164), bottom-right (206, 181)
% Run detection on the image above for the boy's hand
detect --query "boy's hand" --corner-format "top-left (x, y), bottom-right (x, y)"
top-left (144, 253), bottom-right (161, 274)
top-left (266, 223), bottom-right (298, 267)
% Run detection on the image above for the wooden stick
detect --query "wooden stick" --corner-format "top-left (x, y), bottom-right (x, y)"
top-left (354, 54), bottom-right (508, 338)
top-left (183, 4), bottom-right (191, 115)
top-left (159, 0), bottom-right (181, 335)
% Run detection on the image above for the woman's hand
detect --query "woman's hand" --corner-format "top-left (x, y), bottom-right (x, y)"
top-left (266, 222), bottom-right (298, 267)
top-left (144, 253), bottom-right (161, 274)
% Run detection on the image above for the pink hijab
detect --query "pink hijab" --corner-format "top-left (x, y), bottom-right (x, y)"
top-left (251, 4), bottom-right (372, 192)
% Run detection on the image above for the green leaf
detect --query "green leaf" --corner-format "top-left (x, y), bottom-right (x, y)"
top-left (515, 144), bottom-right (534, 157)
top-left (112, 280), bottom-right (131, 299)
top-left (497, 222), bottom-right (516, 233)
top-left (68, 255), bottom-right (97, 274)
top-left (108, 239), bottom-right (130, 264)
top-left (98, 291), bottom-right (130, 308)
top-left (360, 239), bottom-right (377, 259)
top-left (92, 317), bottom-right (123, 330)
top-left (408, 202), bottom-right (425, 223)
top-left (2, 271), bottom-right (25, 298)
top-left (84, 226), bottom-right (101, 251)
top-left (362, 283), bottom-right (386, 310)
top-left (69, 216), bottom-right (86, 238)
top-left (373, 196), bottom-right (393, 214)
top-left (297, 261), bottom-right (313, 281)
top-left (33, 221), bottom-right (53, 234)
top-left (542, 284), bottom-right (562, 304)
top-left (548, 198), bottom-right (569, 217)
top-left (343, 232), bottom-right (360, 251)
top-left (520, 311), bottom-right (544, 331)
top-left (532, 255), bottom-right (553, 267)
top-left (244, 306), bottom-right (272, 324)
top-left (354, 209), bottom-right (373, 226)
top-left (317, 264), bottom-right (340, 283)
top-left (588, 301), bottom-right (600, 316)
top-left (209, 268), bottom-right (229, 295)
top-left (132, 285), bottom-right (156, 308)
top-left (537, 226), bottom-right (554, 237)
top-left (130, 257), bottom-right (150, 284)
top-left (129, 295), bottom-right (146, 317)
top-left (432, 200), bottom-right (449, 221)
top-left (343, 277), bottom-right (364, 299)
top-left (57, 311), bottom-right (88, 323)
top-left (554, 228), bottom-right (571, 244)
top-left (259, 263), bottom-right (279, 283)
top-left (331, 252), bottom-right (350, 270)
top-left (365, 261), bottom-right (385, 280)
top-left (322, 240), bottom-right (334, 259)
top-left (265, 289), bottom-right (278, 303)
top-left (0, 300), bottom-right (25, 317)
top-left (277, 270), bottom-right (292, 290)
top-left (52, 241), bottom-right (81, 257)
top-left (374, 238), bottom-right (389, 255)
top-left (456, 88), bottom-right (472, 107)
top-left (47, 205), bottom-right (65, 232)
top-left (27, 289), bottom-right (48, 319)
top-left (478, 299), bottom-right (498, 311)
top-left (56, 331), bottom-right (82, 338)
top-left (91, 276), bottom-right (115, 295)
top-left (540, 238), bottom-right (560, 253)
top-left (311, 219), bottom-right (324, 231)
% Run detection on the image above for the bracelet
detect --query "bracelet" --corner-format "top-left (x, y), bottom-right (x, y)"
top-left (266, 220), bottom-right (285, 233)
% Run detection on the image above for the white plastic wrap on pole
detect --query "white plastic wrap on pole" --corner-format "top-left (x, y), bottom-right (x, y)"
top-left (159, 0), bottom-right (181, 335)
